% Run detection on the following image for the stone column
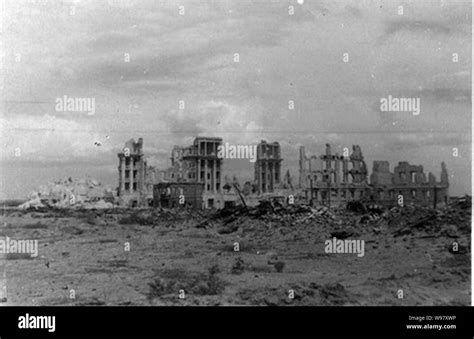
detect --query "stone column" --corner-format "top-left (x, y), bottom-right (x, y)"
top-left (197, 159), bottom-right (201, 183)
top-left (212, 160), bottom-right (217, 192)
top-left (342, 159), bottom-right (348, 183)
top-left (204, 159), bottom-right (208, 191)
top-left (130, 156), bottom-right (134, 192)
top-left (219, 160), bottom-right (222, 192)
top-left (119, 156), bottom-right (125, 194)
top-left (264, 161), bottom-right (268, 193)
top-left (138, 157), bottom-right (143, 193)
top-left (268, 163), bottom-right (273, 192)
top-left (335, 158), bottom-right (340, 185)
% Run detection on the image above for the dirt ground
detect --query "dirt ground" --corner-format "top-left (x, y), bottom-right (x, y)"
top-left (0, 198), bottom-right (470, 306)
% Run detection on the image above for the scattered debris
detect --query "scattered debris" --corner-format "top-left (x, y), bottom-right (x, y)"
top-left (273, 261), bottom-right (285, 273)
top-left (231, 258), bottom-right (245, 275)
top-left (148, 267), bottom-right (226, 300)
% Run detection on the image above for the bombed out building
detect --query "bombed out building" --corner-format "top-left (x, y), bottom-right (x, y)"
top-left (154, 137), bottom-right (227, 209)
top-left (117, 138), bottom-right (449, 209)
top-left (254, 140), bottom-right (282, 194)
top-left (370, 161), bottom-right (449, 207)
top-left (299, 144), bottom-right (370, 206)
top-left (117, 138), bottom-right (150, 207)
top-left (117, 137), bottom-right (226, 208)
top-left (153, 182), bottom-right (204, 209)
top-left (299, 144), bottom-right (449, 207)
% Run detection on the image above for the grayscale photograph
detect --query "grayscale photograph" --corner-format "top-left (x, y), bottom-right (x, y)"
top-left (0, 0), bottom-right (471, 308)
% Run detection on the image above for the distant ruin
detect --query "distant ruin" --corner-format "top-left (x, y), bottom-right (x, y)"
top-left (117, 138), bottom-right (148, 207)
top-left (299, 144), bottom-right (449, 207)
top-left (370, 160), bottom-right (449, 207)
top-left (299, 144), bottom-right (369, 206)
top-left (254, 140), bottom-right (282, 195)
top-left (117, 138), bottom-right (449, 209)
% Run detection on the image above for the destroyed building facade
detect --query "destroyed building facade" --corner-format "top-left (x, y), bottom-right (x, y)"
top-left (299, 143), bottom-right (449, 207)
top-left (254, 140), bottom-right (282, 194)
top-left (370, 161), bottom-right (449, 206)
top-left (153, 182), bottom-right (204, 209)
top-left (299, 144), bottom-right (370, 206)
top-left (155, 137), bottom-right (228, 209)
top-left (118, 138), bottom-right (449, 209)
top-left (117, 138), bottom-right (150, 207)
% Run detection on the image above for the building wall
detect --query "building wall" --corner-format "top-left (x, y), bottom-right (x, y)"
top-left (370, 161), bottom-right (393, 186)
top-left (370, 161), bottom-right (449, 207)
top-left (299, 143), bottom-right (449, 207)
top-left (191, 137), bottom-right (223, 193)
top-left (299, 144), bottom-right (369, 207)
top-left (120, 137), bottom-right (450, 209)
top-left (153, 183), bottom-right (204, 209)
top-left (117, 138), bottom-right (147, 207)
top-left (254, 140), bottom-right (282, 194)
top-left (155, 137), bottom-right (224, 209)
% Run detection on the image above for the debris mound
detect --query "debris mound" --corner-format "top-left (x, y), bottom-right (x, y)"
top-left (18, 177), bottom-right (115, 210)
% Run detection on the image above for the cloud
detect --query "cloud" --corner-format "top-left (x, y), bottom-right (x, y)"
top-left (384, 19), bottom-right (451, 37)
top-left (384, 133), bottom-right (470, 151)
top-left (0, 114), bottom-right (113, 162)
top-left (0, 0), bottom-right (471, 198)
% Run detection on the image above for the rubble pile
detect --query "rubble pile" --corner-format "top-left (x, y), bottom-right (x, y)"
top-left (204, 199), bottom-right (351, 241)
top-left (18, 177), bottom-right (115, 210)
top-left (372, 197), bottom-right (472, 239)
top-left (204, 196), bottom-right (471, 245)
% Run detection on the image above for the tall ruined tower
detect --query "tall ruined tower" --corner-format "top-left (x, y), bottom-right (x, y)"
top-left (349, 145), bottom-right (368, 183)
top-left (254, 140), bottom-right (282, 194)
top-left (117, 138), bottom-right (147, 207)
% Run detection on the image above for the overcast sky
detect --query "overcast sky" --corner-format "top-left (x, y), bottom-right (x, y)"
top-left (0, 0), bottom-right (471, 199)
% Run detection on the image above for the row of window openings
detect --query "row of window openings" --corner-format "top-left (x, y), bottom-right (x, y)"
top-left (207, 184), bottom-right (220, 191)
top-left (161, 183), bottom-right (221, 193)
top-left (169, 161), bottom-right (221, 174)
top-left (197, 161), bottom-right (221, 169)
top-left (308, 170), bottom-right (421, 183)
top-left (307, 160), bottom-right (363, 171)
top-left (198, 143), bottom-right (219, 156)
top-left (308, 173), bottom-right (356, 183)
top-left (258, 146), bottom-right (280, 158)
top-left (309, 172), bottom-right (421, 184)
top-left (124, 170), bottom-right (137, 179)
top-left (170, 171), bottom-right (221, 180)
top-left (310, 189), bottom-right (432, 200)
top-left (161, 188), bottom-right (185, 195)
top-left (393, 190), bottom-right (431, 198)
top-left (175, 161), bottom-right (222, 169)
top-left (373, 190), bottom-right (431, 199)
top-left (174, 147), bottom-right (226, 158)
top-left (124, 158), bottom-right (138, 167)
top-left (312, 191), bottom-right (358, 199)
top-left (124, 183), bottom-right (137, 191)
top-left (261, 172), bottom-right (280, 181)
top-left (399, 172), bottom-right (419, 183)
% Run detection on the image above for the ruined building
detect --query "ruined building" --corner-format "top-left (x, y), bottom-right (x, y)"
top-left (299, 144), bottom-right (370, 206)
top-left (254, 140), bottom-right (282, 194)
top-left (117, 138), bottom-right (149, 207)
top-left (370, 161), bottom-right (449, 206)
top-left (155, 137), bottom-right (225, 208)
top-left (299, 143), bottom-right (449, 207)
top-left (118, 137), bottom-right (449, 209)
top-left (153, 182), bottom-right (204, 209)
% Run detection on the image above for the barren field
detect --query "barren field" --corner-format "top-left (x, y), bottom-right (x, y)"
top-left (0, 198), bottom-right (470, 306)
